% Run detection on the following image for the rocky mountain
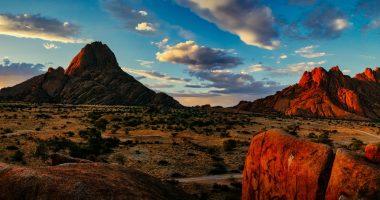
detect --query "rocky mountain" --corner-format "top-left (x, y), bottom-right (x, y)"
top-left (0, 42), bottom-right (182, 108)
top-left (235, 66), bottom-right (380, 120)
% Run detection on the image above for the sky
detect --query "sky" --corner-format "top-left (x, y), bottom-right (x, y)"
top-left (0, 0), bottom-right (380, 106)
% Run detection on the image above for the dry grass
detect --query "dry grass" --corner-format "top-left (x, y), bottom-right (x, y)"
top-left (1, 102), bottom-right (380, 199)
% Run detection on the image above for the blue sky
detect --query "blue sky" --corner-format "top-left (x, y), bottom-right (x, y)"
top-left (0, 0), bottom-right (380, 106)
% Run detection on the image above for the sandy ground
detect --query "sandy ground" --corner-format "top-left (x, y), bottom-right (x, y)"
top-left (1, 103), bottom-right (379, 199)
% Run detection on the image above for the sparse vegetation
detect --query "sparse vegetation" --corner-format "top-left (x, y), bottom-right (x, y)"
top-left (0, 103), bottom-right (378, 200)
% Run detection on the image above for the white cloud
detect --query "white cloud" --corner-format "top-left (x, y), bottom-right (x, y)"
top-left (244, 60), bottom-right (327, 75)
top-left (135, 22), bottom-right (156, 32)
top-left (342, 69), bottom-right (351, 74)
top-left (286, 60), bottom-right (326, 73)
top-left (136, 59), bottom-right (154, 68)
top-left (245, 64), bottom-right (273, 73)
top-left (43, 43), bottom-right (59, 49)
top-left (103, 0), bottom-right (157, 34)
top-left (295, 45), bottom-right (329, 58)
top-left (176, 0), bottom-right (280, 50)
top-left (0, 14), bottom-right (90, 43)
top-left (332, 18), bottom-right (350, 31)
top-left (123, 68), bottom-right (191, 83)
top-left (152, 37), bottom-right (169, 49)
top-left (138, 10), bottom-right (148, 16)
top-left (279, 54), bottom-right (288, 59)
top-left (146, 83), bottom-right (174, 89)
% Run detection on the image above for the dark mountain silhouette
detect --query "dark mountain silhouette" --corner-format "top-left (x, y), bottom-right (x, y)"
top-left (0, 42), bottom-right (182, 108)
top-left (235, 66), bottom-right (380, 120)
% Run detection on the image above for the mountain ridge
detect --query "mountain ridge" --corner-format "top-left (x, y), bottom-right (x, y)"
top-left (0, 42), bottom-right (182, 108)
top-left (235, 66), bottom-right (380, 120)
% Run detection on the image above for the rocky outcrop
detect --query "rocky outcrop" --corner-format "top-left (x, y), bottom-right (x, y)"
top-left (242, 129), bottom-right (334, 200)
top-left (0, 42), bottom-right (182, 108)
top-left (242, 129), bottom-right (380, 200)
top-left (325, 149), bottom-right (380, 200)
top-left (365, 143), bottom-right (380, 164)
top-left (0, 162), bottom-right (193, 200)
top-left (235, 66), bottom-right (380, 120)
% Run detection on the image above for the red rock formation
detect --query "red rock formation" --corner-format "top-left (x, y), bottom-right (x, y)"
top-left (0, 162), bottom-right (193, 200)
top-left (65, 41), bottom-right (119, 77)
top-left (325, 149), bottom-right (380, 199)
top-left (242, 129), bottom-right (380, 200)
top-left (242, 129), bottom-right (333, 200)
top-left (235, 66), bottom-right (380, 120)
top-left (365, 143), bottom-right (380, 164)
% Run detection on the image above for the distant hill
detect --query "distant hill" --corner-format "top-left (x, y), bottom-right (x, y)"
top-left (0, 42), bottom-right (182, 108)
top-left (235, 66), bottom-right (380, 120)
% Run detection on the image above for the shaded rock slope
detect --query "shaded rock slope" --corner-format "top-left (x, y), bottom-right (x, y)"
top-left (236, 66), bottom-right (380, 120)
top-left (242, 129), bottom-right (380, 200)
top-left (0, 42), bottom-right (182, 108)
top-left (0, 162), bottom-right (193, 200)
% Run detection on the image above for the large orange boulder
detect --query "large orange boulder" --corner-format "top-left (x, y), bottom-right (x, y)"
top-left (0, 162), bottom-right (193, 200)
top-left (365, 143), bottom-right (380, 164)
top-left (325, 149), bottom-right (380, 200)
top-left (242, 129), bottom-right (334, 200)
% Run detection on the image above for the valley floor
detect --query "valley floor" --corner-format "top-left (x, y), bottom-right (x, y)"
top-left (0, 103), bottom-right (379, 199)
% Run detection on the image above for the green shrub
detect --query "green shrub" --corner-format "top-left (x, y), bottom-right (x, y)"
top-left (11, 150), bottom-right (25, 163)
top-left (223, 140), bottom-right (237, 151)
top-left (34, 142), bottom-right (49, 160)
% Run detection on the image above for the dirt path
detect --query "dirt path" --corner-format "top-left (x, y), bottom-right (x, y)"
top-left (174, 173), bottom-right (242, 183)
top-left (355, 130), bottom-right (380, 140)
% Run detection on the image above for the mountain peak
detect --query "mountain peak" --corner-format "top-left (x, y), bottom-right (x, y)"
top-left (329, 66), bottom-right (341, 73)
top-left (355, 67), bottom-right (380, 82)
top-left (299, 67), bottom-right (328, 86)
top-left (65, 41), bottom-right (119, 77)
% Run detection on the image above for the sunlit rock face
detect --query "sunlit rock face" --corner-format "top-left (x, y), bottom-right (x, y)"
top-left (242, 129), bottom-right (380, 200)
top-left (242, 129), bottom-right (333, 200)
top-left (365, 143), bottom-right (380, 164)
top-left (0, 162), bottom-right (193, 200)
top-left (235, 66), bottom-right (380, 120)
top-left (0, 42), bottom-right (182, 108)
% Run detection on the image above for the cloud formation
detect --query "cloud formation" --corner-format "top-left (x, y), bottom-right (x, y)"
top-left (135, 22), bottom-right (156, 32)
top-left (284, 4), bottom-right (350, 40)
top-left (102, 0), bottom-right (157, 33)
top-left (246, 60), bottom-right (326, 76)
top-left (176, 0), bottom-right (280, 50)
top-left (303, 5), bottom-right (351, 39)
top-left (156, 40), bottom-right (242, 71)
top-left (295, 45), bottom-right (329, 58)
top-left (356, 0), bottom-right (380, 30)
top-left (123, 68), bottom-right (191, 83)
top-left (0, 13), bottom-right (89, 43)
top-left (136, 59), bottom-right (154, 68)
top-left (157, 40), bottom-right (284, 94)
top-left (146, 83), bottom-right (175, 89)
top-left (0, 58), bottom-right (45, 88)
top-left (43, 43), bottom-right (59, 49)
